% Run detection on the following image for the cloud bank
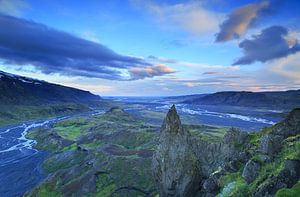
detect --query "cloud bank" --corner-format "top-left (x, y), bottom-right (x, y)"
top-left (216, 0), bottom-right (269, 42)
top-left (233, 26), bottom-right (300, 65)
top-left (0, 14), bottom-right (174, 80)
top-left (129, 64), bottom-right (175, 80)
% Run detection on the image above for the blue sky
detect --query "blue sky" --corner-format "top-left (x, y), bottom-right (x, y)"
top-left (0, 0), bottom-right (300, 96)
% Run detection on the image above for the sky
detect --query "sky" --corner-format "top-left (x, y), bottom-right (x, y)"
top-left (0, 0), bottom-right (300, 96)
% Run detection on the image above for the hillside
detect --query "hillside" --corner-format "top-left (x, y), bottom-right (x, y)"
top-left (161, 94), bottom-right (208, 103)
top-left (0, 70), bottom-right (101, 105)
top-left (0, 70), bottom-right (106, 126)
top-left (182, 90), bottom-right (300, 109)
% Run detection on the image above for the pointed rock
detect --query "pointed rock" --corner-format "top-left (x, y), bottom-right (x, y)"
top-left (152, 105), bottom-right (201, 197)
top-left (161, 105), bottom-right (182, 134)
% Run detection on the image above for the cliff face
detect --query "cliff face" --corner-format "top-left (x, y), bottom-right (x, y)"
top-left (152, 105), bottom-right (201, 197)
top-left (152, 106), bottom-right (300, 196)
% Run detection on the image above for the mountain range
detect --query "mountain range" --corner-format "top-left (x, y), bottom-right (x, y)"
top-left (179, 90), bottom-right (300, 109)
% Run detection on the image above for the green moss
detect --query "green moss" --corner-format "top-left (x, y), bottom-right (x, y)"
top-left (110, 131), bottom-right (156, 149)
top-left (55, 125), bottom-right (83, 140)
top-left (43, 151), bottom-right (87, 173)
top-left (276, 181), bottom-right (300, 197)
top-left (218, 172), bottom-right (250, 197)
top-left (247, 134), bottom-right (300, 194)
top-left (35, 185), bottom-right (62, 197)
top-left (248, 127), bottom-right (271, 146)
top-left (219, 172), bottom-right (241, 187)
top-left (27, 182), bottom-right (63, 197)
top-left (188, 124), bottom-right (227, 142)
top-left (54, 118), bottom-right (92, 140)
top-left (93, 173), bottom-right (116, 197)
top-left (283, 136), bottom-right (300, 161)
top-left (62, 143), bottom-right (77, 151)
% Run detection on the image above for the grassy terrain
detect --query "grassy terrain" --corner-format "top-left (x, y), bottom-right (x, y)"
top-left (276, 181), bottom-right (300, 197)
top-left (0, 103), bottom-right (89, 127)
top-left (24, 105), bottom-right (300, 196)
top-left (0, 100), bottom-right (114, 127)
top-left (26, 107), bottom-right (227, 197)
top-left (217, 131), bottom-right (300, 196)
top-left (186, 124), bottom-right (227, 142)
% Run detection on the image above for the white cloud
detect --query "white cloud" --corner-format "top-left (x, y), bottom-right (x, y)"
top-left (267, 53), bottom-right (300, 84)
top-left (132, 0), bottom-right (223, 36)
top-left (0, 0), bottom-right (29, 16)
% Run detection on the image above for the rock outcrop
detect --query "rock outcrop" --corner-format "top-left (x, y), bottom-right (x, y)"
top-left (152, 105), bottom-right (201, 197)
top-left (259, 108), bottom-right (300, 161)
top-left (153, 106), bottom-right (300, 197)
top-left (152, 106), bottom-right (250, 196)
top-left (194, 127), bottom-right (249, 176)
top-left (242, 160), bottom-right (261, 183)
top-left (259, 134), bottom-right (282, 161)
top-left (254, 160), bottom-right (300, 197)
top-left (271, 108), bottom-right (300, 137)
top-left (223, 127), bottom-right (248, 145)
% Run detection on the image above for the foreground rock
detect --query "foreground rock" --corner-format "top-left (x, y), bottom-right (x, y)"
top-left (271, 108), bottom-right (300, 137)
top-left (194, 127), bottom-right (249, 177)
top-left (259, 108), bottom-right (300, 161)
top-left (152, 105), bottom-right (201, 197)
top-left (242, 160), bottom-right (261, 183)
top-left (153, 106), bottom-right (300, 197)
top-left (254, 159), bottom-right (300, 196)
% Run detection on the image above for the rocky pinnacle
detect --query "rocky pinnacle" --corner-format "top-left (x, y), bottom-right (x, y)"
top-left (152, 105), bottom-right (201, 197)
top-left (161, 105), bottom-right (183, 134)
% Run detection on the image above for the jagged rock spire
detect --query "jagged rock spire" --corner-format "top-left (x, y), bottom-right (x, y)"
top-left (161, 105), bottom-right (182, 134)
top-left (152, 105), bottom-right (201, 197)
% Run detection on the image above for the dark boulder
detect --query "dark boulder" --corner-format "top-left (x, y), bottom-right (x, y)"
top-left (259, 134), bottom-right (283, 161)
top-left (242, 160), bottom-right (261, 183)
top-left (224, 159), bottom-right (241, 172)
top-left (223, 127), bottom-right (248, 145)
top-left (202, 171), bottom-right (222, 194)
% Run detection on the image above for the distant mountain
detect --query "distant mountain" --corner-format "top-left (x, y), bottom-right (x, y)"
top-left (0, 70), bottom-right (101, 105)
top-left (182, 90), bottom-right (300, 109)
top-left (0, 70), bottom-right (107, 126)
top-left (162, 94), bottom-right (208, 103)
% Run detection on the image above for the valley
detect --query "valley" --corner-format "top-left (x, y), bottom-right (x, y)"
top-left (1, 1), bottom-right (300, 196)
top-left (0, 71), bottom-right (299, 197)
